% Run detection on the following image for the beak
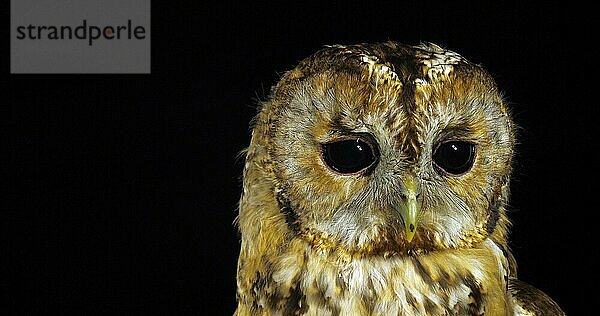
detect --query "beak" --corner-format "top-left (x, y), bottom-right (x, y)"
top-left (393, 176), bottom-right (420, 242)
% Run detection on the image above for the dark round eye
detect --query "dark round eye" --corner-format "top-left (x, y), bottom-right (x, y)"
top-left (321, 137), bottom-right (379, 174)
top-left (433, 141), bottom-right (476, 175)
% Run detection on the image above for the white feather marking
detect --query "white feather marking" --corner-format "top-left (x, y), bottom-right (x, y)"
top-left (414, 44), bottom-right (464, 82)
top-left (484, 239), bottom-right (509, 286)
top-left (359, 54), bottom-right (403, 92)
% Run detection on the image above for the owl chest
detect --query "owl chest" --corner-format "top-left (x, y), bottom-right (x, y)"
top-left (297, 259), bottom-right (485, 315)
top-left (253, 248), bottom-right (511, 316)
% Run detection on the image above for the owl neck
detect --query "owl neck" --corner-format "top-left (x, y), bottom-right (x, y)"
top-left (236, 226), bottom-right (513, 315)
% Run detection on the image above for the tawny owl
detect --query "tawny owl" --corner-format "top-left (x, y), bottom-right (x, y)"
top-left (235, 42), bottom-right (564, 315)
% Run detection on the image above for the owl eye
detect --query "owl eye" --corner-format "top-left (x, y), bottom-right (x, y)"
top-left (433, 141), bottom-right (475, 175)
top-left (321, 137), bottom-right (379, 175)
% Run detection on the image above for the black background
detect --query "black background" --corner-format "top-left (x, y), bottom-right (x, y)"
top-left (6, 2), bottom-right (596, 314)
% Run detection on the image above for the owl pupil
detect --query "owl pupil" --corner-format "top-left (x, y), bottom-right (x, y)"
top-left (322, 138), bottom-right (378, 174)
top-left (433, 141), bottom-right (475, 175)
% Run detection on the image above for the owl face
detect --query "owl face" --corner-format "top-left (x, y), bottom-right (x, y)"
top-left (259, 43), bottom-right (514, 256)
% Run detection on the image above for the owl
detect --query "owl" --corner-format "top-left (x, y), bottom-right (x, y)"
top-left (234, 42), bottom-right (564, 315)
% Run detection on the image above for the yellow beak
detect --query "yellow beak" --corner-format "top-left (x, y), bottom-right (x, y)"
top-left (393, 177), bottom-right (420, 242)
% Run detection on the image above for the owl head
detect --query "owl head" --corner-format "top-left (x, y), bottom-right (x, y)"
top-left (240, 42), bottom-right (515, 257)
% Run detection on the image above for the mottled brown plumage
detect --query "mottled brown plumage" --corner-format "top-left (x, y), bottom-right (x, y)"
top-left (235, 42), bottom-right (564, 315)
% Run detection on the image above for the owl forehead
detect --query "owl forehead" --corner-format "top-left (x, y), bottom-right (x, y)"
top-left (356, 42), bottom-right (467, 87)
top-left (295, 42), bottom-right (475, 88)
top-left (293, 43), bottom-right (498, 154)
